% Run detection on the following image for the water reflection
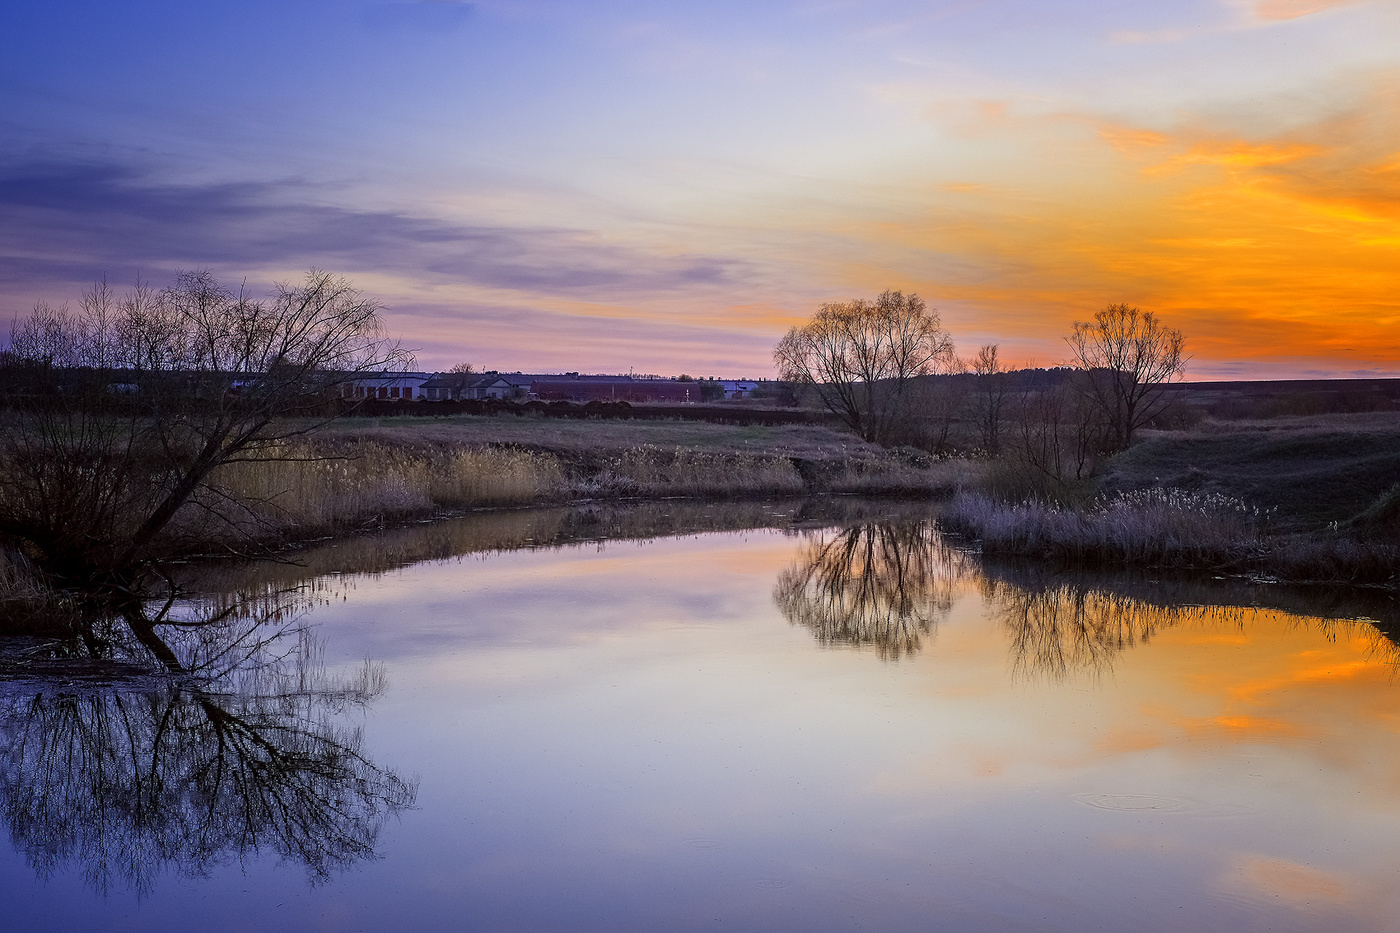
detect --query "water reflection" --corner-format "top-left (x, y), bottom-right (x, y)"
top-left (0, 593), bottom-right (415, 896)
top-left (774, 521), bottom-right (969, 660)
top-left (981, 578), bottom-right (1230, 680)
top-left (984, 568), bottom-right (1400, 681)
top-left (172, 497), bottom-right (935, 603)
top-left (775, 518), bottom-right (1400, 675)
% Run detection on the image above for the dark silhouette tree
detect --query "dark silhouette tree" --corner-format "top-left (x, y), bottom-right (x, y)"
top-left (972, 344), bottom-right (1010, 455)
top-left (0, 270), bottom-right (411, 591)
top-left (774, 290), bottom-right (955, 444)
top-left (1066, 303), bottom-right (1186, 448)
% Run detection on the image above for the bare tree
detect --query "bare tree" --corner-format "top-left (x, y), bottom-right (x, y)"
top-left (972, 344), bottom-right (1010, 455)
top-left (0, 269), bottom-right (411, 589)
top-left (774, 290), bottom-right (955, 444)
top-left (1066, 303), bottom-right (1186, 448)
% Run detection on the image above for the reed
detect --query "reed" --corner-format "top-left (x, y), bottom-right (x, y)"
top-left (0, 547), bottom-right (78, 633)
top-left (941, 489), bottom-right (1269, 569)
top-left (942, 488), bottom-right (1400, 583)
top-left (186, 441), bottom-right (921, 546)
top-left (195, 443), bottom-right (566, 540)
top-left (154, 432), bottom-right (977, 553)
top-left (569, 446), bottom-right (805, 498)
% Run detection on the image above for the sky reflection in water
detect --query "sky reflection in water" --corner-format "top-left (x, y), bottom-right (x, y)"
top-left (4, 510), bottom-right (1400, 931)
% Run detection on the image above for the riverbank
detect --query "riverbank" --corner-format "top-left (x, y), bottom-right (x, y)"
top-left (7, 409), bottom-right (1400, 615)
top-left (939, 411), bottom-right (1400, 586)
top-left (180, 416), bottom-right (976, 549)
top-left (939, 490), bottom-right (1398, 586)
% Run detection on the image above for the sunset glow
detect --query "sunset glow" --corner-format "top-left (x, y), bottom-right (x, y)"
top-left (2, 0), bottom-right (1398, 376)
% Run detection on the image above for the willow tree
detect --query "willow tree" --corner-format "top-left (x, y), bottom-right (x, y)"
top-left (774, 290), bottom-right (955, 444)
top-left (1066, 303), bottom-right (1186, 448)
top-left (0, 269), bottom-right (410, 590)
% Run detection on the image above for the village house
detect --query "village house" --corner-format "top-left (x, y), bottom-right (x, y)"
top-left (718, 380), bottom-right (760, 399)
top-left (528, 373), bottom-right (697, 404)
top-left (339, 372), bottom-right (433, 400)
top-left (419, 371), bottom-right (524, 401)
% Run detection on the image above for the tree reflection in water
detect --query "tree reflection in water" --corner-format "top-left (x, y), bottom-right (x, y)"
top-left (775, 519), bottom-right (1400, 679)
top-left (979, 578), bottom-right (1233, 681)
top-left (774, 521), bottom-right (970, 660)
top-left (0, 591), bottom-right (415, 896)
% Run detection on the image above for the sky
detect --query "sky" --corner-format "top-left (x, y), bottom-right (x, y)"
top-left (2, 0), bottom-right (1398, 379)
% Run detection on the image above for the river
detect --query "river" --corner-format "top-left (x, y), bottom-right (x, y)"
top-left (3, 500), bottom-right (1398, 931)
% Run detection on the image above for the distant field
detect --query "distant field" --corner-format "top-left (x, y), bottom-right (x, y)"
top-left (1098, 411), bottom-right (1400, 530)
top-left (316, 413), bottom-right (877, 459)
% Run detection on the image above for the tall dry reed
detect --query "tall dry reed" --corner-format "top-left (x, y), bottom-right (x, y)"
top-left (195, 444), bottom-right (566, 539)
top-left (570, 446), bottom-right (804, 498)
top-left (942, 489), bottom-right (1269, 569)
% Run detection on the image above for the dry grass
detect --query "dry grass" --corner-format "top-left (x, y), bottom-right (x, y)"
top-left (942, 488), bottom-right (1400, 584)
top-left (942, 489), bottom-right (1269, 569)
top-left (0, 547), bottom-right (79, 633)
top-left (176, 435), bottom-right (976, 549)
top-left (1096, 411), bottom-right (1400, 531)
top-left (198, 444), bottom-right (565, 538)
top-left (569, 446), bottom-right (805, 498)
top-left (315, 413), bottom-right (872, 459)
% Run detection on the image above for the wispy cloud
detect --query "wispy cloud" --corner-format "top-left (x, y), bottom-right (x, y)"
top-left (0, 160), bottom-right (752, 299)
top-left (1252, 0), bottom-right (1354, 22)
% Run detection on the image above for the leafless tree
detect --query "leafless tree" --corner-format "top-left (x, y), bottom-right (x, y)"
top-left (1003, 376), bottom-right (1115, 494)
top-left (0, 270), bottom-right (411, 589)
top-left (774, 290), bottom-right (955, 444)
top-left (972, 344), bottom-right (1010, 455)
top-left (1066, 303), bottom-right (1186, 448)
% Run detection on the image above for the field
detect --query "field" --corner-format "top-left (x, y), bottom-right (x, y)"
top-left (314, 413), bottom-right (872, 458)
top-left (1095, 411), bottom-right (1400, 531)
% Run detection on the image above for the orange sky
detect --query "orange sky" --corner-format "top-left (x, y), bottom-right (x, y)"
top-left (4, 1), bottom-right (1400, 376)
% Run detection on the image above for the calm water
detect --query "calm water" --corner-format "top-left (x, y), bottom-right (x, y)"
top-left (5, 502), bottom-right (1400, 932)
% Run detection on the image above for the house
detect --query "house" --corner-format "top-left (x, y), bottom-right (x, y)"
top-left (718, 380), bottom-right (760, 400)
top-left (420, 371), bottom-right (530, 401)
top-left (528, 373), bottom-right (696, 404)
top-left (339, 372), bottom-right (433, 401)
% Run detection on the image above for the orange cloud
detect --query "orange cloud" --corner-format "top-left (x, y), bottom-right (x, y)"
top-left (1097, 125), bottom-right (1171, 154)
top-left (841, 77), bottom-right (1400, 373)
top-left (1254, 0), bottom-right (1354, 21)
top-left (1151, 140), bottom-right (1324, 170)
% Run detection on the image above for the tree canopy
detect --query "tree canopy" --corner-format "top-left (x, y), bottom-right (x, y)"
top-left (1066, 303), bottom-right (1186, 447)
top-left (0, 269), bottom-right (410, 589)
top-left (774, 290), bottom-right (954, 444)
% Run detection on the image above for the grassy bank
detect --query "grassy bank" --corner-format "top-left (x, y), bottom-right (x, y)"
top-left (169, 416), bottom-right (978, 550)
top-left (1093, 411), bottom-right (1400, 531)
top-left (943, 412), bottom-right (1400, 585)
top-left (943, 490), bottom-right (1399, 585)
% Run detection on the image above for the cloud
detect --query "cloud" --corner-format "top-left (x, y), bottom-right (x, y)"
top-left (841, 73), bottom-right (1400, 372)
top-left (1253, 0), bottom-right (1353, 21)
top-left (1112, 0), bottom-right (1357, 43)
top-left (0, 160), bottom-right (751, 299)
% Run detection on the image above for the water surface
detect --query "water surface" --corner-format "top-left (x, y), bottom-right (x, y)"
top-left (4, 502), bottom-right (1400, 931)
